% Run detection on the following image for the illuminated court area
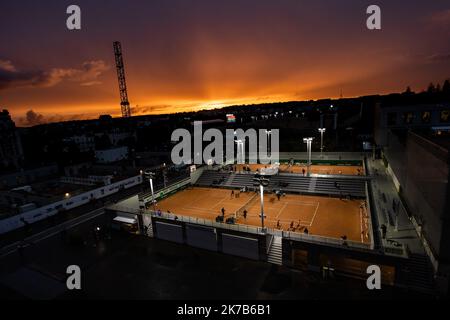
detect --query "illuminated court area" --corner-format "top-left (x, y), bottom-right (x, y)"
top-left (235, 164), bottom-right (364, 176)
top-left (154, 187), bottom-right (370, 243)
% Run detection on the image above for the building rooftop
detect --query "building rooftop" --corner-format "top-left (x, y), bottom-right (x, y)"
top-left (413, 129), bottom-right (450, 153)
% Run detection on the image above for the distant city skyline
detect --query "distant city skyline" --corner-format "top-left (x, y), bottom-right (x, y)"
top-left (1, 0), bottom-right (449, 125)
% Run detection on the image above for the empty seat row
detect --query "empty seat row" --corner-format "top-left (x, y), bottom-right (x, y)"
top-left (195, 170), bottom-right (366, 197)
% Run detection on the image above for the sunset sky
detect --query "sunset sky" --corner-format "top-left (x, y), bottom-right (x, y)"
top-left (1, 0), bottom-right (450, 126)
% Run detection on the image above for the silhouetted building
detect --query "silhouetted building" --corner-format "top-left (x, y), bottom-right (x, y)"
top-left (0, 110), bottom-right (24, 171)
top-left (95, 146), bottom-right (128, 163)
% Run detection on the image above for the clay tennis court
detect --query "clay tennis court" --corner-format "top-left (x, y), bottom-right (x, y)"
top-left (235, 164), bottom-right (364, 175)
top-left (154, 187), bottom-right (370, 243)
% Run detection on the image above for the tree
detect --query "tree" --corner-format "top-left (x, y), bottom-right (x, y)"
top-left (427, 82), bottom-right (436, 93)
top-left (442, 79), bottom-right (450, 93)
top-left (403, 86), bottom-right (413, 94)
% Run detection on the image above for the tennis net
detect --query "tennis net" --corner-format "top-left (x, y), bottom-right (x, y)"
top-left (235, 192), bottom-right (259, 220)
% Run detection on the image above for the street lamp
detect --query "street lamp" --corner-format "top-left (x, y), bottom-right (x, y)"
top-left (303, 137), bottom-right (314, 176)
top-left (253, 175), bottom-right (270, 229)
top-left (144, 170), bottom-right (156, 211)
top-left (318, 128), bottom-right (326, 159)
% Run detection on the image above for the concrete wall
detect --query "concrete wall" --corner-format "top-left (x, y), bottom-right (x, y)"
top-left (383, 130), bottom-right (408, 187)
top-left (383, 130), bottom-right (450, 265)
top-left (403, 133), bottom-right (449, 260)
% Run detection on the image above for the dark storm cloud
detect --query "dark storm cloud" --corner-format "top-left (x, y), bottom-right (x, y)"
top-left (0, 59), bottom-right (109, 91)
top-left (17, 109), bottom-right (89, 126)
top-left (426, 53), bottom-right (450, 63)
top-left (0, 61), bottom-right (49, 90)
top-left (22, 109), bottom-right (45, 126)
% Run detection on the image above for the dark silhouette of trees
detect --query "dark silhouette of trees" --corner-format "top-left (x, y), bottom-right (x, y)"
top-left (443, 79), bottom-right (450, 94)
top-left (403, 86), bottom-right (413, 95)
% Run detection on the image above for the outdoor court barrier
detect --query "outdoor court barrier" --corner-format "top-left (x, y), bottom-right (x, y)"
top-left (150, 210), bottom-right (264, 235)
top-left (282, 230), bottom-right (372, 251)
top-left (149, 209), bottom-right (377, 251)
top-left (364, 183), bottom-right (375, 250)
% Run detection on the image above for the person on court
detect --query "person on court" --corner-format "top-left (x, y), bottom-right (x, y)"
top-left (230, 190), bottom-right (234, 198)
top-left (221, 207), bottom-right (225, 217)
top-left (243, 209), bottom-right (247, 219)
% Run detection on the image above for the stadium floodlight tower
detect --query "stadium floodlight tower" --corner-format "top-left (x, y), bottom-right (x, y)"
top-left (265, 130), bottom-right (272, 156)
top-left (235, 139), bottom-right (244, 164)
top-left (303, 137), bottom-right (314, 176)
top-left (144, 170), bottom-right (156, 211)
top-left (253, 175), bottom-right (270, 230)
top-left (318, 128), bottom-right (326, 159)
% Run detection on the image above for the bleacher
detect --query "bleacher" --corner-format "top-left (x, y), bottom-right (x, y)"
top-left (195, 170), bottom-right (367, 198)
top-left (195, 170), bottom-right (234, 187)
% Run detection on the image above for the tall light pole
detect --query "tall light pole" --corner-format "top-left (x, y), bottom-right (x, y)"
top-left (318, 128), bottom-right (326, 159)
top-left (303, 137), bottom-right (314, 176)
top-left (144, 170), bottom-right (156, 211)
top-left (235, 139), bottom-right (244, 164)
top-left (265, 130), bottom-right (272, 156)
top-left (253, 176), bottom-right (270, 229)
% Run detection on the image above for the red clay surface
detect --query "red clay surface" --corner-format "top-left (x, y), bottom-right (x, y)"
top-left (154, 187), bottom-right (370, 243)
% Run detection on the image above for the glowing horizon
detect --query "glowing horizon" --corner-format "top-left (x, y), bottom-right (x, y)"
top-left (1, 0), bottom-right (449, 126)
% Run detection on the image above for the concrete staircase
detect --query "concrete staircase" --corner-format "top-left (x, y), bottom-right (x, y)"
top-left (267, 236), bottom-right (283, 265)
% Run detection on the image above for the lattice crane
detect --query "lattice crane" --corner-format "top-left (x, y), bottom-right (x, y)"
top-left (113, 41), bottom-right (132, 118)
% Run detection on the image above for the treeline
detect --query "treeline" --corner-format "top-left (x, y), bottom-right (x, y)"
top-left (404, 79), bottom-right (450, 95)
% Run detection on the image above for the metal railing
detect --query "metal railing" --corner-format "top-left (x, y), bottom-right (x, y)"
top-left (150, 210), bottom-right (264, 235)
top-left (266, 234), bottom-right (274, 254)
top-left (364, 182), bottom-right (375, 250)
top-left (281, 230), bottom-right (372, 251)
top-left (150, 208), bottom-right (373, 251)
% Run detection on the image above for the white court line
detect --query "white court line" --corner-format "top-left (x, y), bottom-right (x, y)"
top-left (307, 202), bottom-right (320, 227)
top-left (183, 194), bottom-right (243, 214)
top-left (271, 201), bottom-right (320, 227)
top-left (283, 201), bottom-right (317, 206)
top-left (275, 203), bottom-right (288, 219)
top-left (182, 206), bottom-right (216, 213)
